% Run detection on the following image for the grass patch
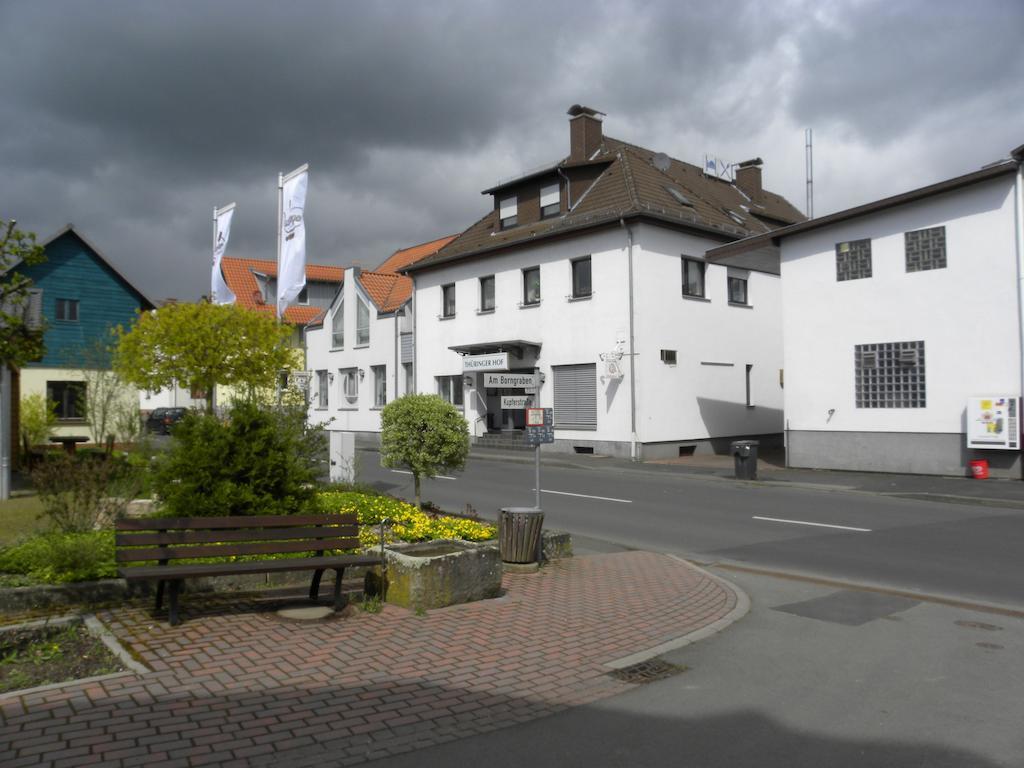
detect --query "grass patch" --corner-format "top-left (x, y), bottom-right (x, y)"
top-left (0, 494), bottom-right (46, 547)
top-left (0, 622), bottom-right (124, 693)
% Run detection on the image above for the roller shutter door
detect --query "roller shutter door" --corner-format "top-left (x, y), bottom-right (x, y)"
top-left (553, 363), bottom-right (597, 429)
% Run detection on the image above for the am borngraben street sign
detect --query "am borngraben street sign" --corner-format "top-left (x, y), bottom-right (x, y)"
top-left (483, 372), bottom-right (538, 388)
top-left (462, 353), bottom-right (509, 372)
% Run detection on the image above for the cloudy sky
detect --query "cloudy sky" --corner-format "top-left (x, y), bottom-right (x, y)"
top-left (1, 0), bottom-right (1021, 302)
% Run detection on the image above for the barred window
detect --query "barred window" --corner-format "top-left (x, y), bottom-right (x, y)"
top-left (836, 239), bottom-right (872, 281)
top-left (855, 341), bottom-right (926, 408)
top-left (905, 226), bottom-right (946, 272)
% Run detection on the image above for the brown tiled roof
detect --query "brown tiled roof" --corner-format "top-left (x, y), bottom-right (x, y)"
top-left (409, 135), bottom-right (805, 272)
top-left (220, 257), bottom-right (344, 325)
top-left (376, 234), bottom-right (458, 273)
top-left (358, 270), bottom-right (408, 313)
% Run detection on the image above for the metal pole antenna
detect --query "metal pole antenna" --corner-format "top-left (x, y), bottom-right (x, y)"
top-left (805, 128), bottom-right (814, 219)
top-left (534, 444), bottom-right (541, 510)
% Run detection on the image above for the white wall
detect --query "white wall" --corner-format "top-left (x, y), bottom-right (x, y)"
top-left (305, 269), bottom-right (403, 434)
top-left (781, 175), bottom-right (1019, 437)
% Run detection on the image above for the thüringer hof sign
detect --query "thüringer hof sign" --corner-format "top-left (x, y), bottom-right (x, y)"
top-left (462, 353), bottom-right (509, 372)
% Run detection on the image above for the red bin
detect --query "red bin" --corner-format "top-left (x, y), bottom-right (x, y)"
top-left (969, 459), bottom-right (989, 479)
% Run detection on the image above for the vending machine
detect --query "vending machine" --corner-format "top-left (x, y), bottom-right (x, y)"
top-left (966, 396), bottom-right (1020, 450)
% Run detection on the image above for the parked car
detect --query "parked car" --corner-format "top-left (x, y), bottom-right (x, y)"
top-left (145, 407), bottom-right (189, 435)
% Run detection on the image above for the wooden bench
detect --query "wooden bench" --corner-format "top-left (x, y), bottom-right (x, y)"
top-left (115, 513), bottom-right (384, 626)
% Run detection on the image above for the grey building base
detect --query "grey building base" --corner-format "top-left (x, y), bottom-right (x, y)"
top-left (787, 430), bottom-right (1022, 478)
top-left (539, 433), bottom-right (783, 461)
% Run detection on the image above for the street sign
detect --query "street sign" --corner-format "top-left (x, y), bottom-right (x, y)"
top-left (501, 395), bottom-right (532, 409)
top-left (462, 352), bottom-right (509, 372)
top-left (483, 372), bottom-right (538, 388)
top-left (525, 407), bottom-right (554, 446)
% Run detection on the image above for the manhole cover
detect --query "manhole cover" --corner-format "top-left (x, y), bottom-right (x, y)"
top-left (608, 659), bottom-right (687, 684)
top-left (955, 620), bottom-right (1003, 632)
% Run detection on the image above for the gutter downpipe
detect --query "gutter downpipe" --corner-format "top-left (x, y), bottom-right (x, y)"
top-left (620, 218), bottom-right (639, 461)
top-left (1015, 156), bottom-right (1024, 479)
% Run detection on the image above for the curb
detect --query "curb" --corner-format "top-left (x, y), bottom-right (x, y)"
top-left (604, 554), bottom-right (751, 670)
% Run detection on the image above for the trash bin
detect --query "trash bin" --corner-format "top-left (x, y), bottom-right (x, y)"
top-left (499, 507), bottom-right (545, 564)
top-left (730, 440), bottom-right (760, 480)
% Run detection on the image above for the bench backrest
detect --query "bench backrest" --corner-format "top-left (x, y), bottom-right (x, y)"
top-left (115, 514), bottom-right (361, 565)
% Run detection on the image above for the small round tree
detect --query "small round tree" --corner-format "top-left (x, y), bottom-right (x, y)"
top-left (380, 394), bottom-right (470, 509)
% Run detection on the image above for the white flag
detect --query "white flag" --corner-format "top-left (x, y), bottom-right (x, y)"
top-left (277, 165), bottom-right (309, 318)
top-left (212, 203), bottom-right (236, 305)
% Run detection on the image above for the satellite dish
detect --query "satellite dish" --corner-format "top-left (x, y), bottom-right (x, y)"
top-left (652, 152), bottom-right (671, 172)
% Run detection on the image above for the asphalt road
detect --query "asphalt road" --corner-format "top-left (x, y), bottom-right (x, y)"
top-left (358, 449), bottom-right (1024, 609)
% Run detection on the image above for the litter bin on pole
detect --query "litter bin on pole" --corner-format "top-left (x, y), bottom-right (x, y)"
top-left (499, 507), bottom-right (545, 563)
top-left (730, 440), bottom-right (760, 480)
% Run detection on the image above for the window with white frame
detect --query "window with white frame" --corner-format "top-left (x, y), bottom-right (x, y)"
top-left (316, 370), bottom-right (329, 409)
top-left (56, 298), bottom-right (79, 322)
top-left (523, 266), bottom-right (540, 305)
top-left (499, 196), bottom-right (517, 229)
top-left (331, 297), bottom-right (344, 347)
top-left (372, 365), bottom-right (386, 407)
top-left (340, 368), bottom-right (359, 403)
top-left (441, 283), bottom-right (456, 318)
top-left (437, 375), bottom-right (464, 406)
top-left (681, 257), bottom-right (705, 298)
top-left (540, 183), bottom-right (559, 218)
top-left (728, 276), bottom-right (748, 305)
top-left (571, 257), bottom-right (592, 298)
top-left (480, 275), bottom-right (495, 311)
top-left (403, 362), bottom-right (413, 394)
top-left (356, 296), bottom-right (370, 345)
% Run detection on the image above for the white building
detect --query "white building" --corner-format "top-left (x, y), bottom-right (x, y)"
top-left (404, 106), bottom-right (805, 460)
top-left (305, 237), bottom-right (455, 440)
top-left (707, 143), bottom-right (1024, 477)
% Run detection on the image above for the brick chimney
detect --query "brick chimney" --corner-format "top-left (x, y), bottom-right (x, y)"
top-left (568, 104), bottom-right (605, 162)
top-left (735, 158), bottom-right (763, 203)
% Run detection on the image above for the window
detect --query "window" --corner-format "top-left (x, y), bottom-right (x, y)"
top-left (855, 340), bottom-right (926, 408)
top-left (47, 381), bottom-right (85, 420)
top-left (316, 370), bottom-right (329, 409)
top-left (356, 296), bottom-right (370, 345)
top-left (681, 257), bottom-right (705, 297)
top-left (836, 239), bottom-right (872, 281)
top-left (499, 196), bottom-right (518, 229)
top-left (480, 275), bottom-right (495, 311)
top-left (553, 363), bottom-right (597, 429)
top-left (340, 368), bottom-right (359, 403)
top-left (571, 257), bottom-right (592, 299)
top-left (745, 364), bottom-right (753, 407)
top-left (441, 283), bottom-right (456, 318)
top-left (540, 183), bottom-right (560, 218)
top-left (55, 299), bottom-right (79, 322)
top-left (331, 298), bottom-right (344, 348)
top-left (905, 226), bottom-right (946, 272)
top-left (372, 365), bottom-right (386, 407)
top-left (437, 375), bottom-right (464, 407)
top-left (522, 267), bottom-right (541, 305)
top-left (660, 350), bottom-right (677, 365)
top-left (728, 276), bottom-right (748, 305)
top-left (403, 362), bottom-right (413, 394)
top-left (297, 286), bottom-right (309, 305)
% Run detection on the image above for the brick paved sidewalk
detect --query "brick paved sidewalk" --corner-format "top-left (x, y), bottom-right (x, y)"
top-left (0, 552), bottom-right (738, 768)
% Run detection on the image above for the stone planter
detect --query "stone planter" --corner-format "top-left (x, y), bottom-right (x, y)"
top-left (383, 540), bottom-right (502, 611)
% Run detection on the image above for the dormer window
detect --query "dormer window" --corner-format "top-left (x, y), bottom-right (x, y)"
top-left (540, 183), bottom-right (560, 218)
top-left (499, 196), bottom-right (518, 229)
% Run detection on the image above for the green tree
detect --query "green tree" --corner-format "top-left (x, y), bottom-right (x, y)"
top-left (79, 339), bottom-right (134, 444)
top-left (112, 301), bottom-right (294, 413)
top-left (151, 401), bottom-right (322, 517)
top-left (380, 394), bottom-right (470, 509)
top-left (0, 220), bottom-right (46, 366)
top-left (19, 393), bottom-right (57, 449)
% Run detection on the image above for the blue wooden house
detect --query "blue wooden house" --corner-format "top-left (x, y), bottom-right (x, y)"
top-left (12, 224), bottom-right (154, 438)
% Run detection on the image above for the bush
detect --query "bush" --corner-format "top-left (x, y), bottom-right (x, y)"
top-left (318, 490), bottom-right (496, 547)
top-left (151, 401), bottom-right (321, 517)
top-left (0, 531), bottom-right (116, 583)
top-left (31, 453), bottom-right (141, 533)
top-left (19, 393), bottom-right (57, 450)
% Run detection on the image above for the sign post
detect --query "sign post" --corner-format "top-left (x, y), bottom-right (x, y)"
top-left (525, 407), bottom-right (554, 509)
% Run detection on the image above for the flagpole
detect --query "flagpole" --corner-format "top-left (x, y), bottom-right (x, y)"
top-left (276, 172), bottom-right (284, 320)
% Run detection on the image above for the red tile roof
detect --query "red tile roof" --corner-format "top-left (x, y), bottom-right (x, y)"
top-left (220, 257), bottom-right (344, 324)
top-left (376, 235), bottom-right (457, 273)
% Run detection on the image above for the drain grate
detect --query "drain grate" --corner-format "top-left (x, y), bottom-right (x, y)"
top-left (608, 659), bottom-right (688, 684)
top-left (956, 620), bottom-right (1003, 632)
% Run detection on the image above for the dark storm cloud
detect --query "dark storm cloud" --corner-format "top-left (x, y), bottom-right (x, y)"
top-left (0, 0), bottom-right (1021, 302)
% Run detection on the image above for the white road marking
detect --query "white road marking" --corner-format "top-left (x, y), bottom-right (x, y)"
top-left (390, 470), bottom-right (457, 481)
top-left (752, 515), bottom-right (871, 532)
top-left (532, 488), bottom-right (632, 503)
